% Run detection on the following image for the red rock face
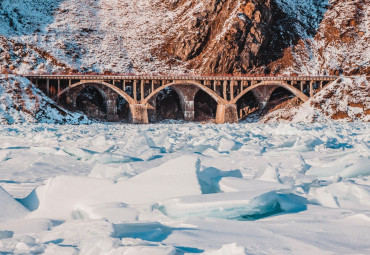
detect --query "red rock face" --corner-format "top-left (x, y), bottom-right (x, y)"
top-left (163, 0), bottom-right (274, 74)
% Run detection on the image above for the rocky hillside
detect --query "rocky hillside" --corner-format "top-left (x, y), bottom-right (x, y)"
top-left (0, 0), bottom-right (368, 75)
top-left (262, 76), bottom-right (370, 123)
top-left (270, 0), bottom-right (370, 75)
top-left (0, 75), bottom-right (89, 124)
top-left (162, 0), bottom-right (328, 74)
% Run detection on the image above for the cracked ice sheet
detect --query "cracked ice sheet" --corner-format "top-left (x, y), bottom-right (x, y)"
top-left (0, 122), bottom-right (369, 254)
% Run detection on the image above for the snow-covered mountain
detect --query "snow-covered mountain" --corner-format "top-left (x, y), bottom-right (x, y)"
top-left (0, 0), bottom-right (368, 75)
top-left (0, 0), bottom-right (184, 74)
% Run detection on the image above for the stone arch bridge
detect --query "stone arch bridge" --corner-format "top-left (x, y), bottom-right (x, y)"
top-left (24, 75), bottom-right (337, 123)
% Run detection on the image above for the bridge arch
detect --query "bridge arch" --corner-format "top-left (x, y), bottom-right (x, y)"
top-left (57, 80), bottom-right (136, 105)
top-left (141, 81), bottom-right (226, 105)
top-left (230, 81), bottom-right (309, 105)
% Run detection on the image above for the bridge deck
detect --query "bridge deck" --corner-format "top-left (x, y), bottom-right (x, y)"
top-left (22, 74), bottom-right (339, 81)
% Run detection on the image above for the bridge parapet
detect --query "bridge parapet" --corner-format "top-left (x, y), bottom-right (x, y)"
top-left (23, 74), bottom-right (338, 82)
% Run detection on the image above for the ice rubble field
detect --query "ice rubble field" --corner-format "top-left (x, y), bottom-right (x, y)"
top-left (0, 123), bottom-right (369, 254)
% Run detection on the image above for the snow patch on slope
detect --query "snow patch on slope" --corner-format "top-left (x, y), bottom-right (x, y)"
top-left (0, 75), bottom-right (90, 124)
top-left (275, 0), bottom-right (329, 39)
top-left (0, 0), bottom-right (187, 74)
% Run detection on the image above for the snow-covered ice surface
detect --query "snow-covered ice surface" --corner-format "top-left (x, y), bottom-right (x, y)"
top-left (0, 123), bottom-right (370, 254)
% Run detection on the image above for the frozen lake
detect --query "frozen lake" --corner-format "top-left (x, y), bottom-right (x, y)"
top-left (0, 122), bottom-right (369, 254)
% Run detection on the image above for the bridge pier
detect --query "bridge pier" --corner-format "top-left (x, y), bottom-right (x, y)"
top-left (147, 97), bottom-right (157, 122)
top-left (215, 104), bottom-right (238, 124)
top-left (172, 85), bottom-right (200, 121)
top-left (129, 104), bottom-right (149, 124)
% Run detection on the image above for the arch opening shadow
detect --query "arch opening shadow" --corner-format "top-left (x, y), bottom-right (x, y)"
top-left (261, 86), bottom-right (302, 115)
top-left (58, 93), bottom-right (67, 108)
top-left (269, 87), bottom-right (295, 105)
top-left (155, 87), bottom-right (184, 122)
top-left (194, 90), bottom-right (217, 122)
top-left (236, 91), bottom-right (259, 120)
top-left (76, 86), bottom-right (107, 120)
top-left (117, 96), bottom-right (130, 122)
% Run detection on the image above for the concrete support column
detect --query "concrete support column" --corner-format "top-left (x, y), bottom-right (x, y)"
top-left (133, 80), bottom-right (137, 101)
top-left (57, 79), bottom-right (61, 94)
top-left (215, 104), bottom-right (238, 124)
top-left (309, 81), bottom-right (313, 97)
top-left (129, 104), bottom-right (149, 124)
top-left (140, 80), bottom-right (144, 101)
top-left (172, 85), bottom-right (199, 121)
top-left (230, 80), bottom-right (234, 100)
top-left (183, 100), bottom-right (195, 121)
top-left (46, 79), bottom-right (50, 96)
top-left (251, 85), bottom-right (278, 108)
top-left (223, 81), bottom-right (227, 100)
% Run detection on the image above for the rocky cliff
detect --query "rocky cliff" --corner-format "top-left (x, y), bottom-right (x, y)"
top-left (162, 0), bottom-right (368, 75)
top-left (163, 0), bottom-right (274, 73)
top-left (162, 0), bottom-right (329, 74)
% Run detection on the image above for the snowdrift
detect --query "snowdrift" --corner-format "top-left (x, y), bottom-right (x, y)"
top-left (0, 186), bottom-right (28, 221)
top-left (156, 191), bottom-right (306, 220)
top-left (0, 75), bottom-right (89, 124)
top-left (20, 155), bottom-right (202, 219)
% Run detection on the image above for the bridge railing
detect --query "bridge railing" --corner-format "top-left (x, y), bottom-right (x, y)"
top-left (21, 73), bottom-right (340, 81)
